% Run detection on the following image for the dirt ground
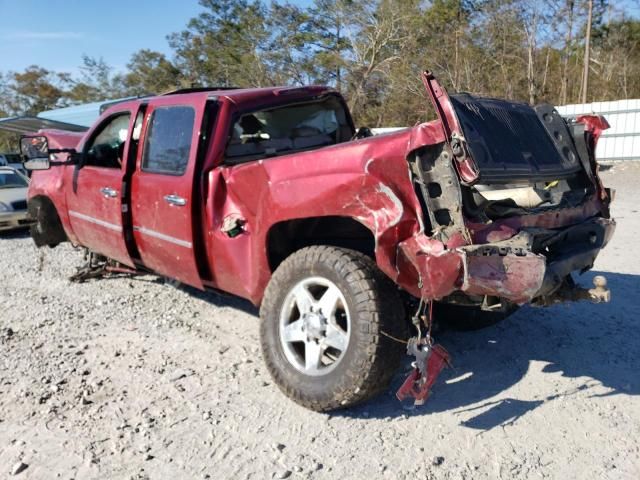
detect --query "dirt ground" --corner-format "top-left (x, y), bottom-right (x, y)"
top-left (1, 164), bottom-right (639, 480)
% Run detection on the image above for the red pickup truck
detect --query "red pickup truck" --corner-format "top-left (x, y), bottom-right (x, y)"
top-left (21, 71), bottom-right (614, 411)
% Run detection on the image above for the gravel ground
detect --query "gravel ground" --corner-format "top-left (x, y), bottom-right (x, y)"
top-left (1, 164), bottom-right (639, 480)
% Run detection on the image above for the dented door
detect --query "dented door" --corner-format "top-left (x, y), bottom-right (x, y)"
top-left (64, 109), bottom-right (134, 266)
top-left (130, 96), bottom-right (208, 288)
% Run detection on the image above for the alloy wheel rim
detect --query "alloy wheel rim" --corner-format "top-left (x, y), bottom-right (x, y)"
top-left (278, 276), bottom-right (351, 376)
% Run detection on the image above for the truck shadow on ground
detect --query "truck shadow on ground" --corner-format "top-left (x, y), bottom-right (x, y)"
top-left (183, 285), bottom-right (259, 316)
top-left (0, 228), bottom-right (30, 240)
top-left (336, 270), bottom-right (639, 430)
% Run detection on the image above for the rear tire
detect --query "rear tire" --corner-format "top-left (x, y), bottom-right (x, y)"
top-left (260, 246), bottom-right (406, 411)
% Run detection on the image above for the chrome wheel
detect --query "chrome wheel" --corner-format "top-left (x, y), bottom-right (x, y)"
top-left (278, 276), bottom-right (351, 376)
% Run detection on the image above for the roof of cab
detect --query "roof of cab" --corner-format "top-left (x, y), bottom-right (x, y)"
top-left (159, 85), bottom-right (336, 106)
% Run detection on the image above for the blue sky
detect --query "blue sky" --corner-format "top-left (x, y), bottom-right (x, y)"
top-left (1, 0), bottom-right (638, 76)
top-left (0, 0), bottom-right (302, 75)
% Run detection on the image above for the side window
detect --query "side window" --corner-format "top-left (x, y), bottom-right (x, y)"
top-left (142, 106), bottom-right (195, 175)
top-left (84, 113), bottom-right (131, 169)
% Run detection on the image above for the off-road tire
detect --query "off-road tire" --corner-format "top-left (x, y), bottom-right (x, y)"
top-left (260, 246), bottom-right (406, 412)
top-left (28, 198), bottom-right (67, 248)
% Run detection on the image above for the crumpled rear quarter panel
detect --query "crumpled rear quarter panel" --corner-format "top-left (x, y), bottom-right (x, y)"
top-left (203, 122), bottom-right (449, 303)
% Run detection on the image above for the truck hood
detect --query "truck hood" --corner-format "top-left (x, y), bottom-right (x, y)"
top-left (39, 129), bottom-right (84, 150)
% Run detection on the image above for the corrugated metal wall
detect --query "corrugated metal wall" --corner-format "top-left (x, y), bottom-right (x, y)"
top-left (556, 99), bottom-right (640, 162)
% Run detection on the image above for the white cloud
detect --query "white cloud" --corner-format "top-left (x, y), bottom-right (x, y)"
top-left (4, 31), bottom-right (85, 40)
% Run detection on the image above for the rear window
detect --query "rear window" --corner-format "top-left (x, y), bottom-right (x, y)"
top-left (142, 106), bottom-right (195, 175)
top-left (225, 96), bottom-right (353, 164)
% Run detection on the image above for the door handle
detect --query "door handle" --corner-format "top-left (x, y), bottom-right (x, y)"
top-left (163, 194), bottom-right (187, 206)
top-left (100, 187), bottom-right (118, 198)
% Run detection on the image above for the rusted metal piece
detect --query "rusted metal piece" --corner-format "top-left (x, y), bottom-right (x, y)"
top-left (461, 251), bottom-right (547, 305)
top-left (396, 339), bottom-right (451, 406)
top-left (69, 250), bottom-right (141, 283)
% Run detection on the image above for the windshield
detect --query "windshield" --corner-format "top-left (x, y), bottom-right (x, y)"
top-left (0, 170), bottom-right (29, 188)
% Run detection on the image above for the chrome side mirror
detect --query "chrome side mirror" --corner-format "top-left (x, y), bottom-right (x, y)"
top-left (20, 135), bottom-right (51, 170)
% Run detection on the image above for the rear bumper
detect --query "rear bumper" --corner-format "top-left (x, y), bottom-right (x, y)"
top-left (459, 217), bottom-right (615, 304)
top-left (402, 216), bottom-right (615, 305)
top-left (0, 210), bottom-right (30, 231)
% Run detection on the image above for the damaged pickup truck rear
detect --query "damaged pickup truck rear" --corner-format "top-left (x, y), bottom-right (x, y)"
top-left (20, 71), bottom-right (615, 411)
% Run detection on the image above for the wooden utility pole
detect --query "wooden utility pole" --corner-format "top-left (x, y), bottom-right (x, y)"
top-left (560, 0), bottom-right (574, 105)
top-left (581, 0), bottom-right (593, 103)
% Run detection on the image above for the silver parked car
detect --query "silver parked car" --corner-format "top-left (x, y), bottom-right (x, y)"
top-left (0, 166), bottom-right (29, 231)
top-left (0, 153), bottom-right (28, 176)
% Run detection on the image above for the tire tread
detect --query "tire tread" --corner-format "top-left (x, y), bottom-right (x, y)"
top-left (260, 246), bottom-right (406, 411)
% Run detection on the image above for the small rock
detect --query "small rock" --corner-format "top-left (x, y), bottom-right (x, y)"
top-left (38, 392), bottom-right (51, 404)
top-left (11, 461), bottom-right (28, 475)
top-left (273, 443), bottom-right (286, 452)
top-left (275, 470), bottom-right (291, 479)
top-left (432, 456), bottom-right (445, 466)
top-left (169, 369), bottom-right (194, 382)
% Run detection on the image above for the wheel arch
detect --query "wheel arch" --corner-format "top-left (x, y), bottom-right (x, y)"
top-left (27, 194), bottom-right (68, 247)
top-left (265, 216), bottom-right (376, 272)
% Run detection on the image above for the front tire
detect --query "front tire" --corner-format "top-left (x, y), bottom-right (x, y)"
top-left (28, 198), bottom-right (66, 247)
top-left (260, 246), bottom-right (406, 412)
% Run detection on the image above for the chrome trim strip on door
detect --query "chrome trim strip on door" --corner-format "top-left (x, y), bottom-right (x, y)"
top-left (133, 225), bottom-right (192, 248)
top-left (69, 210), bottom-right (122, 232)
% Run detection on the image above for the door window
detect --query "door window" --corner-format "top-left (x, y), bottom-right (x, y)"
top-left (142, 106), bottom-right (195, 175)
top-left (84, 113), bottom-right (131, 169)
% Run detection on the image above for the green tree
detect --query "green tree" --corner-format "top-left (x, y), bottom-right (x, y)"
top-left (5, 66), bottom-right (68, 115)
top-left (124, 49), bottom-right (183, 95)
top-left (168, 0), bottom-right (270, 87)
top-left (264, 3), bottom-right (318, 86)
top-left (307, 0), bottom-right (353, 89)
top-left (66, 55), bottom-right (128, 103)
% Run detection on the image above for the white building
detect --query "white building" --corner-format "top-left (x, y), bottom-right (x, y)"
top-left (551, 100), bottom-right (640, 162)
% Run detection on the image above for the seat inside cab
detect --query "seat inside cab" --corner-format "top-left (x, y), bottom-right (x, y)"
top-left (225, 96), bottom-right (353, 163)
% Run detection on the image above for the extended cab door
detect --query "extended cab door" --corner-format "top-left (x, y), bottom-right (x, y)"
top-left (64, 108), bottom-right (135, 266)
top-left (130, 96), bottom-right (207, 288)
